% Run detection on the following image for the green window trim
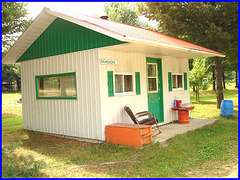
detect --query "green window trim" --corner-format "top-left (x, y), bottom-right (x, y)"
top-left (135, 72), bottom-right (141, 95)
top-left (168, 72), bottom-right (172, 91)
top-left (35, 72), bottom-right (77, 100)
top-left (107, 71), bottom-right (114, 97)
top-left (184, 72), bottom-right (188, 90)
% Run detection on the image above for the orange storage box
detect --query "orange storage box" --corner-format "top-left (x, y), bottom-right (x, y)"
top-left (105, 123), bottom-right (152, 148)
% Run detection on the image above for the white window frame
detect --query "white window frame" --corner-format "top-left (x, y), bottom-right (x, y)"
top-left (113, 73), bottom-right (134, 96)
top-left (147, 63), bottom-right (158, 93)
top-left (172, 73), bottom-right (184, 90)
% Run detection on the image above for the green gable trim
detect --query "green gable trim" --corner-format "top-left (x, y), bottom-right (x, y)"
top-left (17, 18), bottom-right (126, 62)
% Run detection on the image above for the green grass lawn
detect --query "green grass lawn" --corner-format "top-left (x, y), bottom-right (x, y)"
top-left (2, 85), bottom-right (238, 178)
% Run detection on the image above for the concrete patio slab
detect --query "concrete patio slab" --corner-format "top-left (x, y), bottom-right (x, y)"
top-left (152, 118), bottom-right (219, 144)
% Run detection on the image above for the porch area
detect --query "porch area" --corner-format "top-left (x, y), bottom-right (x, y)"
top-left (152, 118), bottom-right (219, 144)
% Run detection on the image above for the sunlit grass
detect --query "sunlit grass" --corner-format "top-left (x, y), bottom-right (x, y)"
top-left (2, 84), bottom-right (238, 178)
top-left (2, 91), bottom-right (21, 104)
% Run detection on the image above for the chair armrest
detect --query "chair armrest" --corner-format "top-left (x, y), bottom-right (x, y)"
top-left (135, 112), bottom-right (152, 118)
top-left (135, 111), bottom-right (149, 115)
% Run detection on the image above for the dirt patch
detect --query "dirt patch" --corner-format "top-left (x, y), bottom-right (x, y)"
top-left (185, 162), bottom-right (238, 178)
top-left (24, 132), bottom-right (97, 148)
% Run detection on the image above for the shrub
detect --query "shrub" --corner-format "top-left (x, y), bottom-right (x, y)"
top-left (2, 141), bottom-right (46, 178)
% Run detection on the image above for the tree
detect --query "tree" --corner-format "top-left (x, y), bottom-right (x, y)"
top-left (103, 2), bottom-right (155, 30)
top-left (2, 64), bottom-right (20, 91)
top-left (2, 2), bottom-right (32, 91)
top-left (189, 58), bottom-right (210, 101)
top-left (137, 2), bottom-right (238, 108)
top-left (2, 2), bottom-right (32, 51)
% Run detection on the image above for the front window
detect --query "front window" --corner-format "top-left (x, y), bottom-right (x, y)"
top-left (114, 74), bottom-right (133, 95)
top-left (172, 73), bottom-right (183, 90)
top-left (36, 72), bottom-right (77, 99)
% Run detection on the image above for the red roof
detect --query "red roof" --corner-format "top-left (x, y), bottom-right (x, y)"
top-left (70, 11), bottom-right (222, 55)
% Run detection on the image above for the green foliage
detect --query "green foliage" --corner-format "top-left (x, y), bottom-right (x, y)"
top-left (104, 2), bottom-right (140, 26)
top-left (2, 141), bottom-right (46, 178)
top-left (103, 2), bottom-right (154, 29)
top-left (2, 2), bottom-right (32, 51)
top-left (189, 58), bottom-right (210, 101)
top-left (137, 2), bottom-right (237, 54)
top-left (2, 64), bottom-right (21, 90)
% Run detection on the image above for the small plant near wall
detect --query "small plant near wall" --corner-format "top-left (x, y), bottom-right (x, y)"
top-left (189, 58), bottom-right (210, 101)
top-left (2, 141), bottom-right (46, 178)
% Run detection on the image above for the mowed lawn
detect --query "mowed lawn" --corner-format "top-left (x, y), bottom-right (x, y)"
top-left (2, 85), bottom-right (238, 178)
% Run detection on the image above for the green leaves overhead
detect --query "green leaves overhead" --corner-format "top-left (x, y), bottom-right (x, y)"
top-left (2, 2), bottom-right (32, 50)
top-left (103, 2), bottom-right (154, 30)
top-left (137, 2), bottom-right (238, 58)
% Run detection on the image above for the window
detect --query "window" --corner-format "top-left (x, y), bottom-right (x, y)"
top-left (147, 63), bottom-right (158, 92)
top-left (172, 73), bottom-right (183, 90)
top-left (35, 72), bottom-right (77, 99)
top-left (114, 73), bottom-right (133, 95)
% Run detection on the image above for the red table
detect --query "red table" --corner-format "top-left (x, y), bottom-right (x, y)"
top-left (171, 106), bottom-right (195, 124)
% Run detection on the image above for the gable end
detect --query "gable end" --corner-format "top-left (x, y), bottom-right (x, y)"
top-left (17, 18), bottom-right (126, 62)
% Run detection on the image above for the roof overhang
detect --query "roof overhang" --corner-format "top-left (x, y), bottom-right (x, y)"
top-left (2, 7), bottom-right (225, 64)
top-left (123, 36), bottom-right (225, 58)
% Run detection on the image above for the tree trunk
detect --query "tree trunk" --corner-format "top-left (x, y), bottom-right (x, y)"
top-left (195, 89), bottom-right (198, 101)
top-left (193, 85), bottom-right (195, 92)
top-left (235, 70), bottom-right (238, 88)
top-left (7, 82), bottom-right (10, 91)
top-left (212, 69), bottom-right (216, 91)
top-left (223, 72), bottom-right (226, 89)
top-left (16, 79), bottom-right (21, 91)
top-left (215, 57), bottom-right (224, 109)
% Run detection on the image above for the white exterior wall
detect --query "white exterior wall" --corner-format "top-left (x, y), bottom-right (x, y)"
top-left (21, 48), bottom-right (190, 142)
top-left (100, 50), bottom-right (190, 140)
top-left (99, 50), bottom-right (149, 139)
top-left (21, 49), bottom-right (104, 141)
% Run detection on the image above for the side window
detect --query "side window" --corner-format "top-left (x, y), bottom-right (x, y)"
top-left (35, 72), bottom-right (77, 99)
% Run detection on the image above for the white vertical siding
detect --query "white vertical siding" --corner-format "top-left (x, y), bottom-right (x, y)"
top-left (99, 50), bottom-right (191, 139)
top-left (21, 49), bottom-right (103, 141)
top-left (99, 49), bottom-right (149, 139)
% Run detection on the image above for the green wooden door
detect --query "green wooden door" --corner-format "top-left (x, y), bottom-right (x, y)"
top-left (146, 57), bottom-right (164, 122)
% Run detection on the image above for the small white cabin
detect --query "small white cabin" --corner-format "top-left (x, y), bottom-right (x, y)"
top-left (3, 8), bottom-right (224, 142)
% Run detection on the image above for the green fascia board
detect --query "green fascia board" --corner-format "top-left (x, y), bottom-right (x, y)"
top-left (17, 18), bottom-right (126, 62)
top-left (35, 72), bottom-right (77, 100)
